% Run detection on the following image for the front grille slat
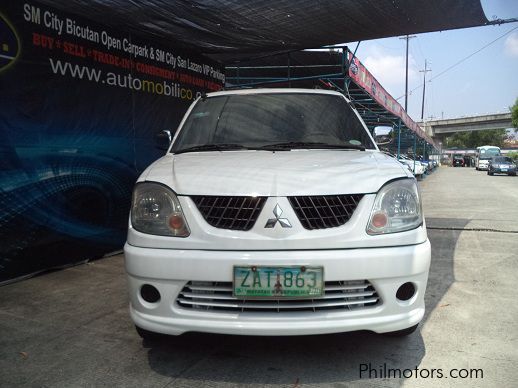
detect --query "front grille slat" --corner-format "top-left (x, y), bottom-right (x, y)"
top-left (322, 196), bottom-right (341, 226)
top-left (177, 297), bottom-right (380, 310)
top-left (188, 285), bottom-right (233, 292)
top-left (180, 292), bottom-right (238, 300)
top-left (245, 196), bottom-right (261, 230)
top-left (180, 290), bottom-right (376, 301)
top-left (325, 284), bottom-right (369, 291)
top-left (228, 197), bottom-right (246, 230)
top-left (191, 196), bottom-right (267, 231)
top-left (177, 280), bottom-right (381, 313)
top-left (288, 194), bottom-right (364, 230)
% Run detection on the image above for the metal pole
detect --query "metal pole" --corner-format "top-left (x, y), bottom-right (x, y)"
top-left (413, 133), bottom-right (417, 172)
top-left (288, 53), bottom-right (291, 88)
top-left (397, 119), bottom-right (402, 158)
top-left (405, 37), bottom-right (409, 111)
top-left (420, 59), bottom-right (431, 120)
top-left (342, 47), bottom-right (348, 94)
top-left (399, 35), bottom-right (416, 112)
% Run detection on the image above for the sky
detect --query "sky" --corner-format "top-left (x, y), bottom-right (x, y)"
top-left (346, 0), bottom-right (518, 123)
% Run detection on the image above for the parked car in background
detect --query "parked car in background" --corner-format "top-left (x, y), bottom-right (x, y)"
top-left (382, 151), bottom-right (413, 173)
top-left (421, 157), bottom-right (435, 171)
top-left (488, 156), bottom-right (516, 176)
top-left (475, 145), bottom-right (500, 170)
top-left (389, 154), bottom-right (421, 177)
top-left (399, 154), bottom-right (426, 177)
top-left (416, 157), bottom-right (432, 173)
top-left (453, 155), bottom-right (465, 167)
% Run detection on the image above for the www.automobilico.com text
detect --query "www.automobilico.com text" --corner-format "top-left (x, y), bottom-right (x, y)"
top-left (22, 2), bottom-right (225, 99)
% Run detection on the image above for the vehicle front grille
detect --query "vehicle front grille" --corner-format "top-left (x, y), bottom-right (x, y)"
top-left (190, 196), bottom-right (267, 231)
top-left (288, 194), bottom-right (363, 230)
top-left (176, 280), bottom-right (380, 313)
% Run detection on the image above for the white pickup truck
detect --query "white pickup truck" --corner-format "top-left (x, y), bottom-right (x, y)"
top-left (124, 88), bottom-right (431, 339)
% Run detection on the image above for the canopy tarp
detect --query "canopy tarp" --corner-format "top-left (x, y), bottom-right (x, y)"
top-left (39, 0), bottom-right (488, 62)
top-left (225, 50), bottom-right (437, 149)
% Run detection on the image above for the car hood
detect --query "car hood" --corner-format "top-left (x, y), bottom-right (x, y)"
top-left (140, 150), bottom-right (412, 196)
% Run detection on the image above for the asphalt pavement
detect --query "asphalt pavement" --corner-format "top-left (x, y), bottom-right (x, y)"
top-left (0, 166), bottom-right (517, 387)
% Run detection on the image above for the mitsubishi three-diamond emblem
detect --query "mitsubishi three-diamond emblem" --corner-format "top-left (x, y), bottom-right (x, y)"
top-left (265, 204), bottom-right (292, 228)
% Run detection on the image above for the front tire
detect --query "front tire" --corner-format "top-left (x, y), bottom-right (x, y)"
top-left (383, 324), bottom-right (419, 337)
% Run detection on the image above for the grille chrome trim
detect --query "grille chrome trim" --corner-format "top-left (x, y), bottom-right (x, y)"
top-left (288, 194), bottom-right (363, 230)
top-left (177, 298), bottom-right (380, 310)
top-left (176, 280), bottom-right (381, 313)
top-left (191, 196), bottom-right (267, 231)
top-left (180, 290), bottom-right (376, 301)
top-left (187, 284), bottom-right (234, 292)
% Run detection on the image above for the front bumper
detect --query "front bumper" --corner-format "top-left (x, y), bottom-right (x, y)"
top-left (491, 167), bottom-right (516, 174)
top-left (124, 240), bottom-right (431, 336)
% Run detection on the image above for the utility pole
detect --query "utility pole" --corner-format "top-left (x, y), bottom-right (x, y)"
top-left (399, 35), bottom-right (416, 112)
top-left (420, 59), bottom-right (432, 120)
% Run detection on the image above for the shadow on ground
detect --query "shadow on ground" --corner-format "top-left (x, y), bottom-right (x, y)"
top-left (145, 330), bottom-right (425, 385)
top-left (423, 218), bottom-right (470, 321)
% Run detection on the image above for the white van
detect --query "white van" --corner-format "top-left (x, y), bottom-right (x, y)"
top-left (124, 89), bottom-right (431, 338)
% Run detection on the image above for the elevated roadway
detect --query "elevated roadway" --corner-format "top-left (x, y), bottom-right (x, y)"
top-left (420, 112), bottom-right (512, 140)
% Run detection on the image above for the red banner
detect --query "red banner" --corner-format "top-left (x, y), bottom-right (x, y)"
top-left (348, 52), bottom-right (435, 146)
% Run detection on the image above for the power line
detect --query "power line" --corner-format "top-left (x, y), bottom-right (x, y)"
top-left (429, 25), bottom-right (518, 82)
top-left (396, 25), bottom-right (518, 101)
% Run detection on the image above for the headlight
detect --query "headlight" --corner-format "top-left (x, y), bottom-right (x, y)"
top-left (367, 179), bottom-right (422, 235)
top-left (131, 182), bottom-right (190, 237)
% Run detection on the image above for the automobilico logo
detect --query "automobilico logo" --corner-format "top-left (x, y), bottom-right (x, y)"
top-left (0, 13), bottom-right (20, 73)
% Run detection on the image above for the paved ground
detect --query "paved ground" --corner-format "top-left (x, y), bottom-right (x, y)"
top-left (1, 167), bottom-right (517, 387)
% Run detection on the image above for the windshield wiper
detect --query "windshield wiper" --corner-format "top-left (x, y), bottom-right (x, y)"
top-left (173, 143), bottom-right (249, 154)
top-left (257, 141), bottom-right (365, 151)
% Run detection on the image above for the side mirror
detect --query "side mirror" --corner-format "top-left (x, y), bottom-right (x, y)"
top-left (373, 126), bottom-right (393, 145)
top-left (155, 130), bottom-right (172, 151)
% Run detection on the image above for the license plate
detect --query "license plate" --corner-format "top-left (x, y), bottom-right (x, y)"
top-left (233, 266), bottom-right (324, 298)
top-left (501, 168), bottom-right (508, 172)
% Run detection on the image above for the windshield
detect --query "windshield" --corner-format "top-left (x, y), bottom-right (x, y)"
top-left (171, 93), bottom-right (375, 152)
top-left (492, 156), bottom-right (512, 163)
top-left (479, 148), bottom-right (500, 160)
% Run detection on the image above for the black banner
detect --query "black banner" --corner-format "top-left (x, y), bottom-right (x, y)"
top-left (0, 1), bottom-right (224, 282)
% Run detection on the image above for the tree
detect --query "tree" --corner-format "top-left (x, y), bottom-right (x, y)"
top-left (444, 128), bottom-right (507, 148)
top-left (512, 97), bottom-right (518, 129)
